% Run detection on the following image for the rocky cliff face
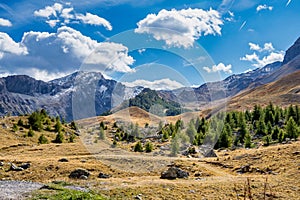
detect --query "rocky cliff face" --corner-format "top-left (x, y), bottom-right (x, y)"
top-left (283, 37), bottom-right (300, 65)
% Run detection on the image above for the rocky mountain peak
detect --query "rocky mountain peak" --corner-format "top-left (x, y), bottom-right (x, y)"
top-left (282, 37), bottom-right (300, 65)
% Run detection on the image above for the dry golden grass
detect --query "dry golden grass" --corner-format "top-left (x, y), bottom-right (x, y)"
top-left (0, 116), bottom-right (299, 199)
top-left (227, 70), bottom-right (300, 111)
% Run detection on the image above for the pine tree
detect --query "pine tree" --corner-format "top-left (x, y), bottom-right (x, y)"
top-left (134, 141), bottom-right (143, 152)
top-left (186, 121), bottom-right (197, 144)
top-left (252, 105), bottom-right (262, 122)
top-left (54, 117), bottom-right (62, 133)
top-left (217, 123), bottom-right (232, 148)
top-left (99, 127), bottom-right (105, 140)
top-left (256, 116), bottom-right (266, 136)
top-left (38, 134), bottom-right (49, 144)
top-left (170, 135), bottom-right (180, 156)
top-left (28, 111), bottom-right (43, 131)
top-left (272, 126), bottom-right (280, 141)
top-left (285, 117), bottom-right (299, 139)
top-left (266, 121), bottom-right (273, 135)
top-left (145, 142), bottom-right (153, 153)
top-left (244, 131), bottom-right (252, 148)
top-left (54, 131), bottom-right (64, 143)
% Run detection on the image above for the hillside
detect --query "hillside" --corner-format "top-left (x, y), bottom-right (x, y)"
top-left (227, 70), bottom-right (300, 110)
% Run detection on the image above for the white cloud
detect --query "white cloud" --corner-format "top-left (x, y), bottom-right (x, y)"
top-left (249, 42), bottom-right (274, 52)
top-left (34, 3), bottom-right (112, 30)
top-left (0, 18), bottom-right (12, 27)
top-left (46, 19), bottom-right (60, 28)
top-left (34, 3), bottom-right (63, 18)
top-left (0, 32), bottom-right (28, 56)
top-left (18, 68), bottom-right (69, 82)
top-left (75, 13), bottom-right (112, 30)
top-left (286, 0), bottom-right (292, 6)
top-left (138, 48), bottom-right (146, 54)
top-left (256, 4), bottom-right (273, 12)
top-left (0, 26), bottom-right (134, 80)
top-left (135, 8), bottom-right (223, 48)
top-left (123, 78), bottom-right (184, 90)
top-left (60, 7), bottom-right (74, 23)
top-left (84, 42), bottom-right (135, 73)
top-left (203, 63), bottom-right (232, 74)
top-left (241, 42), bottom-right (284, 68)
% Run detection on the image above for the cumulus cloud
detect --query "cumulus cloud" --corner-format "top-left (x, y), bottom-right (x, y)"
top-left (256, 4), bottom-right (273, 12)
top-left (0, 18), bottom-right (12, 27)
top-left (34, 3), bottom-right (112, 30)
top-left (0, 26), bottom-right (134, 80)
top-left (203, 63), bottom-right (232, 74)
top-left (249, 42), bottom-right (274, 52)
top-left (75, 13), bottom-right (112, 30)
top-left (34, 3), bottom-right (63, 18)
top-left (84, 42), bottom-right (135, 73)
top-left (241, 42), bottom-right (284, 68)
top-left (0, 32), bottom-right (28, 56)
top-left (135, 8), bottom-right (223, 48)
top-left (122, 78), bottom-right (184, 90)
top-left (17, 68), bottom-right (69, 82)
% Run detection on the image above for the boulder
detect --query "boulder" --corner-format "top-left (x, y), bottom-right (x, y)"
top-left (160, 167), bottom-right (189, 179)
top-left (58, 158), bottom-right (69, 162)
top-left (161, 167), bottom-right (177, 179)
top-left (69, 169), bottom-right (90, 179)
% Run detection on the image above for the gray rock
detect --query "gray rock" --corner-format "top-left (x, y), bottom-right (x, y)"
top-left (160, 167), bottom-right (189, 179)
top-left (98, 172), bottom-right (110, 179)
top-left (58, 158), bottom-right (69, 162)
top-left (69, 169), bottom-right (90, 179)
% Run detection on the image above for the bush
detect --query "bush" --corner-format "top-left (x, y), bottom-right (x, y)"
top-left (17, 119), bottom-right (24, 127)
top-left (12, 124), bottom-right (19, 132)
top-left (69, 134), bottom-right (76, 143)
top-left (134, 141), bottom-right (143, 152)
top-left (145, 142), bottom-right (153, 153)
top-left (27, 127), bottom-right (34, 137)
top-left (54, 131), bottom-right (64, 143)
top-left (38, 134), bottom-right (49, 144)
top-left (70, 121), bottom-right (78, 130)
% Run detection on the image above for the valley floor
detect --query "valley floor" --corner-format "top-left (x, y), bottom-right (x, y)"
top-left (0, 128), bottom-right (299, 199)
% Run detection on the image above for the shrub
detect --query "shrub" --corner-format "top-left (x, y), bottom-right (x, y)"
top-left (134, 141), bottom-right (143, 152)
top-left (17, 119), bottom-right (24, 127)
top-left (12, 124), bottom-right (19, 132)
top-left (70, 121), bottom-right (78, 130)
top-left (54, 131), bottom-right (64, 143)
top-left (27, 127), bottom-right (34, 137)
top-left (38, 134), bottom-right (49, 144)
top-left (145, 142), bottom-right (153, 153)
top-left (69, 134), bottom-right (76, 143)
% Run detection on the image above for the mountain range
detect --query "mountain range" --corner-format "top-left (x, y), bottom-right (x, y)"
top-left (0, 37), bottom-right (299, 121)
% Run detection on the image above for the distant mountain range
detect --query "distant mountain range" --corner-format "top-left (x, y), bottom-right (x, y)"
top-left (0, 36), bottom-right (299, 121)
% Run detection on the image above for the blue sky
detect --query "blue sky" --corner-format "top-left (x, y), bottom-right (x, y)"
top-left (0, 0), bottom-right (299, 89)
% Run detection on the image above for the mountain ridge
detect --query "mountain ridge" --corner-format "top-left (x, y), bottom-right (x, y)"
top-left (0, 36), bottom-right (299, 120)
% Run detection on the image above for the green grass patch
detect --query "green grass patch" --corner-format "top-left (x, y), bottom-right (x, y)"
top-left (31, 183), bottom-right (107, 200)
